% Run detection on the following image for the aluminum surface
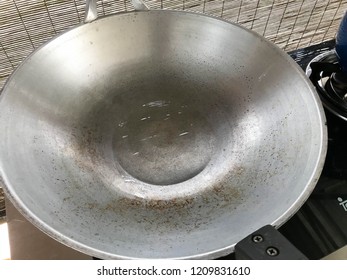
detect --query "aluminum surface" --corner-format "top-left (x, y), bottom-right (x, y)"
top-left (0, 10), bottom-right (327, 259)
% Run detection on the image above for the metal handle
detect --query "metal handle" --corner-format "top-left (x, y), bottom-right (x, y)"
top-left (84, 0), bottom-right (149, 23)
top-left (131, 0), bottom-right (149, 11)
top-left (84, 0), bottom-right (98, 23)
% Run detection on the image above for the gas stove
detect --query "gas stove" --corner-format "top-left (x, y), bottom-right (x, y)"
top-left (219, 40), bottom-right (347, 260)
top-left (4, 40), bottom-right (347, 260)
top-left (278, 40), bottom-right (347, 260)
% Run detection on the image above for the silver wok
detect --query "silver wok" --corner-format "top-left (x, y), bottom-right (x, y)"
top-left (0, 0), bottom-right (327, 259)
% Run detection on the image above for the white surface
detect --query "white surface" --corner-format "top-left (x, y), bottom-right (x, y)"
top-left (0, 260), bottom-right (347, 279)
top-left (0, 222), bottom-right (11, 260)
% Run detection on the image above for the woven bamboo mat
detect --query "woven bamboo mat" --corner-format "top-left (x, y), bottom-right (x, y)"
top-left (0, 0), bottom-right (346, 89)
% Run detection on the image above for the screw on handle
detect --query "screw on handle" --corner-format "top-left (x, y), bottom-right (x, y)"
top-left (84, 0), bottom-right (149, 23)
top-left (235, 225), bottom-right (308, 260)
top-left (266, 247), bottom-right (279, 257)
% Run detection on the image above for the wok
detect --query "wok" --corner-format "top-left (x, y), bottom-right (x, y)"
top-left (0, 0), bottom-right (327, 259)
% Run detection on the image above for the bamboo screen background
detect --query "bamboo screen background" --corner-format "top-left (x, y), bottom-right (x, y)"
top-left (0, 0), bottom-right (347, 89)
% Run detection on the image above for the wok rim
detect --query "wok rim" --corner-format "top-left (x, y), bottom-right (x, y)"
top-left (0, 9), bottom-right (327, 259)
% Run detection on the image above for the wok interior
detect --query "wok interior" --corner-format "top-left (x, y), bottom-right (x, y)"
top-left (0, 11), bottom-right (325, 258)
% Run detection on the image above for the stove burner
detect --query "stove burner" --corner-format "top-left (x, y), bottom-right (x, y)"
top-left (306, 50), bottom-right (347, 121)
top-left (306, 49), bottom-right (347, 180)
top-left (306, 50), bottom-right (347, 120)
